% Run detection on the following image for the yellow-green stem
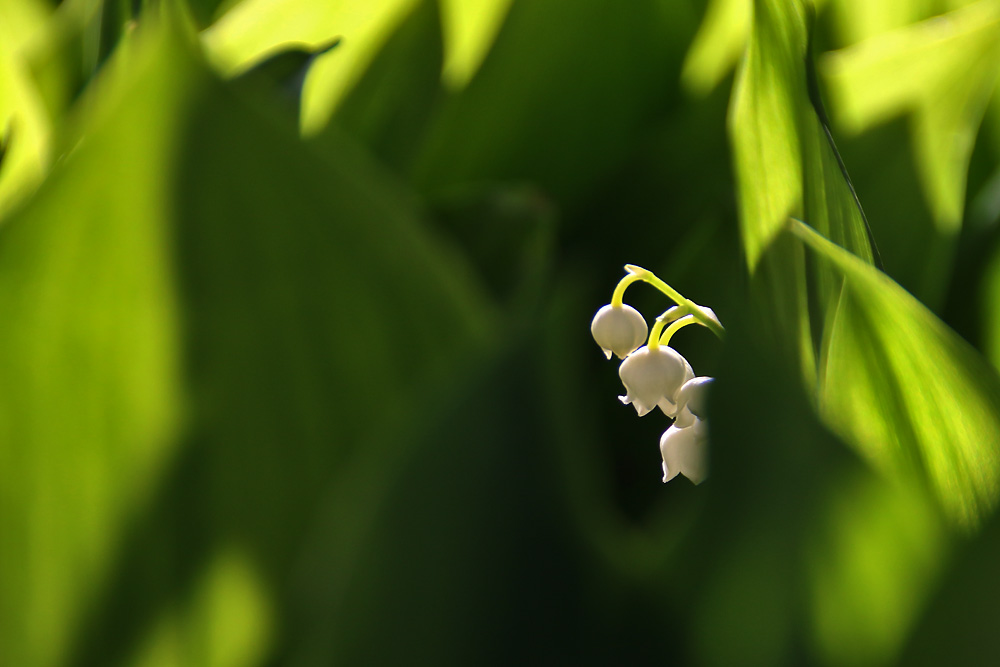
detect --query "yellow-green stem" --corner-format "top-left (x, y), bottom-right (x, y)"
top-left (623, 264), bottom-right (725, 339)
top-left (659, 315), bottom-right (697, 347)
top-left (611, 270), bottom-right (643, 307)
top-left (648, 313), bottom-right (670, 349)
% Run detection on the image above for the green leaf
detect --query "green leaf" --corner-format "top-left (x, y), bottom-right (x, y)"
top-left (680, 0), bottom-right (750, 96)
top-left (0, 0), bottom-right (55, 217)
top-left (730, 0), bottom-right (875, 270)
top-left (821, 1), bottom-right (1000, 231)
top-left (0, 13), bottom-right (495, 666)
top-left (693, 311), bottom-right (948, 667)
top-left (896, 500), bottom-right (1000, 665)
top-left (824, 0), bottom-right (947, 46)
top-left (0, 21), bottom-right (199, 667)
top-left (792, 220), bottom-right (1000, 529)
top-left (414, 0), bottom-right (698, 205)
top-left (316, 0), bottom-right (443, 173)
top-left (438, 0), bottom-right (513, 89)
top-left (200, 0), bottom-right (422, 133)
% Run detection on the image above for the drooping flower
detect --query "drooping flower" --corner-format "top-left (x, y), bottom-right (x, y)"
top-left (659, 356), bottom-right (696, 418)
top-left (673, 376), bottom-right (713, 428)
top-left (618, 345), bottom-right (688, 417)
top-left (591, 304), bottom-right (648, 360)
top-left (660, 417), bottom-right (708, 484)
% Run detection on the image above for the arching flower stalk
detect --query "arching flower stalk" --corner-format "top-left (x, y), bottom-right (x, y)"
top-left (590, 265), bottom-right (723, 485)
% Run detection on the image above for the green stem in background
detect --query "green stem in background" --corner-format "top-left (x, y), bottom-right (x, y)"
top-left (623, 264), bottom-right (726, 340)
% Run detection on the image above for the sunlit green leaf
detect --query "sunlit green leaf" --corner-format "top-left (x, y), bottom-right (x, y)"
top-left (0, 21), bottom-right (197, 667)
top-left (316, 0), bottom-right (442, 172)
top-left (821, 0), bottom-right (1000, 231)
top-left (693, 311), bottom-right (948, 667)
top-left (201, 0), bottom-right (421, 132)
top-left (0, 12), bottom-right (495, 666)
top-left (438, 0), bottom-right (513, 89)
top-left (127, 548), bottom-right (273, 667)
top-left (730, 0), bottom-right (874, 270)
top-left (825, 0), bottom-right (952, 45)
top-left (0, 0), bottom-right (54, 217)
top-left (791, 220), bottom-right (1000, 529)
top-left (681, 0), bottom-right (750, 96)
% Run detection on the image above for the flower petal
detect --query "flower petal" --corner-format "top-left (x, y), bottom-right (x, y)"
top-left (591, 304), bottom-right (648, 359)
top-left (618, 345), bottom-right (688, 418)
top-left (660, 420), bottom-right (709, 484)
top-left (676, 376), bottom-right (714, 419)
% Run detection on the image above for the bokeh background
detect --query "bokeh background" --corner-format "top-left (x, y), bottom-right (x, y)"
top-left (4, 0), bottom-right (1000, 664)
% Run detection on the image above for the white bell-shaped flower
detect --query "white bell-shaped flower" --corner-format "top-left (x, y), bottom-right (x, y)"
top-left (660, 417), bottom-right (708, 484)
top-left (659, 357), bottom-right (696, 418)
top-left (673, 376), bottom-right (713, 428)
top-left (591, 304), bottom-right (648, 359)
top-left (618, 345), bottom-right (687, 417)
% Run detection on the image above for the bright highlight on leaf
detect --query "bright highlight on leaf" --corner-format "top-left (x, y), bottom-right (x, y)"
top-left (793, 220), bottom-right (1000, 529)
top-left (681, 0), bottom-right (750, 96)
top-left (438, 0), bottom-right (513, 88)
top-left (729, 0), bottom-right (874, 271)
top-left (202, 0), bottom-right (421, 133)
top-left (0, 0), bottom-right (55, 217)
top-left (821, 0), bottom-right (1000, 231)
top-left (130, 549), bottom-right (273, 667)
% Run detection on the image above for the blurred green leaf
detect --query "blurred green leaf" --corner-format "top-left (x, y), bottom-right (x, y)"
top-left (316, 0), bottom-right (441, 172)
top-left (0, 0), bottom-right (55, 217)
top-left (730, 0), bottom-right (875, 270)
top-left (825, 0), bottom-right (953, 45)
top-left (681, 0), bottom-right (750, 96)
top-left (200, 0), bottom-right (422, 132)
top-left (0, 20), bottom-right (198, 667)
top-left (791, 220), bottom-right (1000, 529)
top-left (731, 0), bottom-right (876, 394)
top-left (414, 0), bottom-right (699, 206)
top-left (896, 494), bottom-right (1000, 665)
top-left (692, 308), bottom-right (948, 667)
top-left (980, 226), bottom-right (1000, 372)
top-left (438, 0), bottom-right (513, 89)
top-left (829, 117), bottom-right (957, 308)
top-left (821, 0), bottom-right (1000, 231)
top-left (232, 39), bottom-right (337, 114)
top-left (126, 548), bottom-right (273, 667)
top-left (0, 11), bottom-right (496, 666)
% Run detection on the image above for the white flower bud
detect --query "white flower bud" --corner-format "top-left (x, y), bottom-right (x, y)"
top-left (673, 376), bottom-right (713, 427)
top-left (591, 304), bottom-right (648, 359)
top-left (617, 345), bottom-right (687, 417)
top-left (660, 418), bottom-right (708, 484)
top-left (695, 305), bottom-right (722, 329)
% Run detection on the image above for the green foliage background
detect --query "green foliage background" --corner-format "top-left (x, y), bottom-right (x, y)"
top-left (4, 0), bottom-right (1000, 664)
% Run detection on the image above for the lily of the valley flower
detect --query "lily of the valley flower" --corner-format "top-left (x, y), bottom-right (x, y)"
top-left (618, 345), bottom-right (688, 417)
top-left (594, 265), bottom-right (724, 485)
top-left (660, 417), bottom-right (708, 484)
top-left (660, 357), bottom-right (696, 418)
top-left (672, 376), bottom-right (713, 428)
top-left (591, 304), bottom-right (648, 359)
